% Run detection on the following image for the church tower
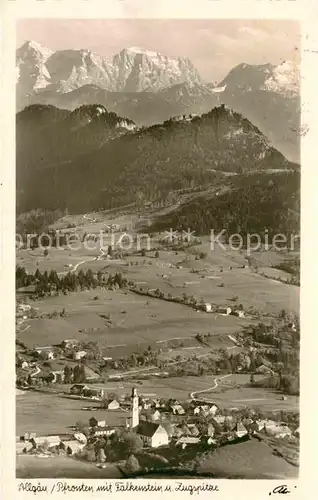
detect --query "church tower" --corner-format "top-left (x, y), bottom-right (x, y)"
top-left (131, 387), bottom-right (139, 429)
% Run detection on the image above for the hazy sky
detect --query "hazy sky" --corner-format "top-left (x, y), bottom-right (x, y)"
top-left (17, 19), bottom-right (300, 81)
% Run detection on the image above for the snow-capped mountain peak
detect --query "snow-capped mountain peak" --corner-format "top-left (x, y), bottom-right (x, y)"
top-left (264, 60), bottom-right (300, 96)
top-left (17, 40), bottom-right (53, 62)
top-left (218, 60), bottom-right (299, 97)
top-left (125, 46), bottom-right (160, 57)
top-left (17, 42), bottom-right (204, 99)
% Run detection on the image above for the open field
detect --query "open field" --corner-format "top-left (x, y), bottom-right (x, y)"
top-left (17, 288), bottom-right (251, 349)
top-left (196, 439), bottom-right (298, 479)
top-left (16, 392), bottom-right (128, 436)
top-left (16, 455), bottom-right (123, 479)
top-left (17, 225), bottom-right (299, 316)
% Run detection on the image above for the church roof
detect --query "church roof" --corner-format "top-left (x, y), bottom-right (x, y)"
top-left (137, 421), bottom-right (162, 438)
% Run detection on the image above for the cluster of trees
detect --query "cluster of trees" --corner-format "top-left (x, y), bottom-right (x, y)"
top-left (252, 371), bottom-right (299, 396)
top-left (63, 364), bottom-right (86, 384)
top-left (76, 425), bottom-right (143, 464)
top-left (244, 319), bottom-right (300, 349)
top-left (16, 265), bottom-right (127, 296)
top-left (150, 171), bottom-right (300, 239)
top-left (16, 208), bottom-right (65, 234)
top-left (101, 347), bottom-right (158, 373)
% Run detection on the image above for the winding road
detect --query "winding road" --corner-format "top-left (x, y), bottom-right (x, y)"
top-left (190, 373), bottom-right (233, 403)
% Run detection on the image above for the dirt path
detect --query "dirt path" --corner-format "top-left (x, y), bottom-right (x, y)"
top-left (190, 373), bottom-right (232, 403)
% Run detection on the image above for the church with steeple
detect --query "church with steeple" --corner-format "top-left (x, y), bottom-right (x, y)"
top-left (129, 387), bottom-right (169, 448)
top-left (131, 387), bottom-right (139, 428)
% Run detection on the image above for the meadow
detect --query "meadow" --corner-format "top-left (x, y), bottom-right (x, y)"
top-left (17, 288), bottom-right (250, 349)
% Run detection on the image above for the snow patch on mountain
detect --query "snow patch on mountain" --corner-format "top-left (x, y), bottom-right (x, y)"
top-left (264, 60), bottom-right (300, 96)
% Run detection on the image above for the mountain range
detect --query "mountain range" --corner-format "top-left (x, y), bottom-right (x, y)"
top-left (16, 41), bottom-right (300, 162)
top-left (17, 103), bottom-right (298, 215)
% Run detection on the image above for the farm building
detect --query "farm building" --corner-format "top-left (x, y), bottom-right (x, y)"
top-left (70, 384), bottom-right (90, 395)
top-left (186, 423), bottom-right (200, 437)
top-left (60, 440), bottom-right (85, 455)
top-left (16, 441), bottom-right (33, 454)
top-left (170, 404), bottom-right (185, 415)
top-left (256, 364), bottom-right (273, 374)
top-left (137, 422), bottom-right (170, 448)
top-left (34, 435), bottom-right (61, 448)
top-left (74, 351), bottom-right (87, 361)
top-left (265, 424), bottom-right (292, 438)
top-left (16, 285), bottom-right (37, 297)
top-left (140, 409), bottom-right (161, 422)
top-left (74, 432), bottom-right (87, 444)
top-left (34, 346), bottom-right (55, 360)
top-left (176, 436), bottom-right (201, 449)
top-left (61, 339), bottom-right (79, 349)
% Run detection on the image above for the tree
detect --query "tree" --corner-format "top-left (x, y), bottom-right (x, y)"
top-left (155, 251), bottom-right (159, 258)
top-left (43, 249), bottom-right (49, 257)
top-left (97, 448), bottom-right (106, 463)
top-left (121, 432), bottom-right (143, 456)
top-left (250, 373), bottom-right (255, 385)
top-left (75, 420), bottom-right (85, 432)
top-left (125, 454), bottom-right (140, 474)
top-left (72, 365), bottom-right (80, 383)
top-left (79, 364), bottom-right (86, 383)
top-left (64, 365), bottom-right (72, 384)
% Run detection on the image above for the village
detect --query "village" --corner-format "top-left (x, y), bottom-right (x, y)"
top-left (16, 383), bottom-right (299, 475)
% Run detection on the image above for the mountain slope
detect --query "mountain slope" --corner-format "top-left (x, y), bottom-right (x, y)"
top-left (26, 82), bottom-right (220, 126)
top-left (149, 170), bottom-right (300, 238)
top-left (17, 104), bottom-right (298, 214)
top-left (214, 62), bottom-right (300, 162)
top-left (16, 104), bottom-right (136, 213)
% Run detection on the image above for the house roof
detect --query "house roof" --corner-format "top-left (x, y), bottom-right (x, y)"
top-left (137, 421), bottom-right (162, 438)
top-left (62, 440), bottom-right (83, 451)
top-left (176, 436), bottom-right (201, 445)
top-left (235, 423), bottom-right (247, 433)
top-left (17, 285), bottom-right (37, 293)
top-left (71, 384), bottom-right (88, 390)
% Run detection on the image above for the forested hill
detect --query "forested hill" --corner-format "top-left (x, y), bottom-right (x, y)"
top-left (17, 104), bottom-right (299, 214)
top-left (148, 171), bottom-right (300, 238)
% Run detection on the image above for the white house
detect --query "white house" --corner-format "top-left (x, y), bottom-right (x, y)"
top-left (94, 427), bottom-right (116, 437)
top-left (34, 435), bottom-right (61, 448)
top-left (265, 424), bottom-right (292, 439)
top-left (140, 409), bottom-right (161, 422)
top-left (137, 422), bottom-right (170, 448)
top-left (16, 441), bottom-right (33, 454)
top-left (171, 404), bottom-right (185, 415)
top-left (62, 440), bottom-right (85, 455)
top-left (107, 400), bottom-right (120, 410)
top-left (74, 432), bottom-right (87, 444)
top-left (35, 346), bottom-right (55, 360)
top-left (74, 351), bottom-right (87, 361)
top-left (234, 423), bottom-right (248, 438)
